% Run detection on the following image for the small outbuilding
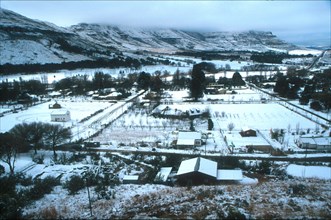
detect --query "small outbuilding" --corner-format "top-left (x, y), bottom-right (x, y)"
top-left (217, 169), bottom-right (243, 181)
top-left (240, 127), bottom-right (257, 137)
top-left (299, 136), bottom-right (331, 151)
top-left (122, 175), bottom-right (139, 184)
top-left (154, 167), bottom-right (173, 183)
top-left (51, 110), bottom-right (71, 122)
top-left (49, 102), bottom-right (62, 109)
top-left (176, 131), bottom-right (202, 149)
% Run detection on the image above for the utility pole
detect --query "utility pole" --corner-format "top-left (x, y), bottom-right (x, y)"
top-left (86, 179), bottom-right (93, 217)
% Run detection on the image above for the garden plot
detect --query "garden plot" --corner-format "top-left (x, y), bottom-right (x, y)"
top-left (94, 109), bottom-right (192, 145)
top-left (210, 103), bottom-right (317, 131)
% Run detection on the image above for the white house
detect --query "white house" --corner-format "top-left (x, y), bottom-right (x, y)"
top-left (176, 131), bottom-right (202, 148)
top-left (51, 110), bottom-right (71, 122)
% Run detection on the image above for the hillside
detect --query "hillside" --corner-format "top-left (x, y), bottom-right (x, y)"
top-left (0, 9), bottom-right (113, 65)
top-left (70, 24), bottom-right (297, 53)
top-left (22, 179), bottom-right (331, 219)
top-left (1, 8), bottom-right (297, 66)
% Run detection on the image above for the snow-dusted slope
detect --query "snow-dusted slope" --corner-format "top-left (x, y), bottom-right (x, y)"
top-left (1, 8), bottom-right (298, 66)
top-left (0, 9), bottom-right (110, 65)
top-left (70, 23), bottom-right (297, 53)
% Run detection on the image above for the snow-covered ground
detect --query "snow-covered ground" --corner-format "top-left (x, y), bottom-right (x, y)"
top-left (288, 49), bottom-right (323, 56)
top-left (0, 98), bottom-right (111, 133)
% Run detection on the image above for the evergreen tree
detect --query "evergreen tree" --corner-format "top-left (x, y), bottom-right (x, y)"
top-left (190, 63), bottom-right (206, 101)
top-left (231, 71), bottom-right (245, 87)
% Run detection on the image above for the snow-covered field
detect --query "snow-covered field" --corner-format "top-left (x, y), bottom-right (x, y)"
top-left (0, 98), bottom-right (111, 133)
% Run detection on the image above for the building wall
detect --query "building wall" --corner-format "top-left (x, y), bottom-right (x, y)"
top-left (51, 111), bottom-right (70, 122)
top-left (176, 172), bottom-right (217, 186)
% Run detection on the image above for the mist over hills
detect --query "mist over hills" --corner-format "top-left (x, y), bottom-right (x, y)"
top-left (1, 8), bottom-right (299, 66)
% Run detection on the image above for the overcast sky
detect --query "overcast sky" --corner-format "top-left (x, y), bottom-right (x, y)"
top-left (1, 1), bottom-right (330, 46)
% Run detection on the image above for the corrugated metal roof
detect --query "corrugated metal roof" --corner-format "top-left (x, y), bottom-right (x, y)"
top-left (176, 157), bottom-right (217, 178)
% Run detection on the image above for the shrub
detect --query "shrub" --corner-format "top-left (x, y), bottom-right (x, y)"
top-left (28, 177), bottom-right (60, 200)
top-left (32, 154), bottom-right (44, 164)
top-left (18, 175), bottom-right (33, 187)
top-left (41, 206), bottom-right (58, 219)
top-left (290, 183), bottom-right (307, 196)
top-left (64, 175), bottom-right (85, 195)
top-left (226, 206), bottom-right (246, 220)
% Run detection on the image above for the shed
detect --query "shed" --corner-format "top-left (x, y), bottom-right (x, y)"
top-left (176, 157), bottom-right (217, 185)
top-left (49, 102), bottom-right (62, 109)
top-left (240, 128), bottom-right (257, 137)
top-left (176, 131), bottom-right (202, 148)
top-left (123, 175), bottom-right (139, 184)
top-left (51, 110), bottom-right (71, 122)
top-left (217, 169), bottom-right (243, 181)
top-left (154, 167), bottom-right (173, 183)
top-left (299, 136), bottom-right (331, 151)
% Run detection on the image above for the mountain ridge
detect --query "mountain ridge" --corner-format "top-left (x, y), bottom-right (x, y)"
top-left (1, 8), bottom-right (298, 66)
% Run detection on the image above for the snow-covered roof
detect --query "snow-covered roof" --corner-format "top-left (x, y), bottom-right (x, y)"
top-left (177, 132), bottom-right (202, 146)
top-left (49, 91), bottom-right (61, 96)
top-left (176, 157), bottom-right (217, 178)
top-left (155, 167), bottom-right (173, 182)
top-left (123, 175), bottom-right (139, 181)
top-left (217, 169), bottom-right (243, 181)
top-left (177, 139), bottom-right (196, 146)
top-left (178, 131), bottom-right (201, 140)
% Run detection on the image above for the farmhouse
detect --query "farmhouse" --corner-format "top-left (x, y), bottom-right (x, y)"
top-left (176, 131), bottom-right (202, 149)
top-left (176, 157), bottom-right (243, 186)
top-left (51, 110), bottom-right (71, 122)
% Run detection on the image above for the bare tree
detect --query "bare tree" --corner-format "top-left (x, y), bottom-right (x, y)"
top-left (295, 122), bottom-right (300, 135)
top-left (162, 120), bottom-right (168, 130)
top-left (44, 124), bottom-right (72, 158)
top-left (228, 122), bottom-right (235, 133)
top-left (10, 122), bottom-right (45, 154)
top-left (0, 132), bottom-right (20, 174)
top-left (287, 124), bottom-right (291, 134)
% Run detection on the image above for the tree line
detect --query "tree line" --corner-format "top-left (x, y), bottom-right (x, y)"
top-left (0, 55), bottom-right (178, 75)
